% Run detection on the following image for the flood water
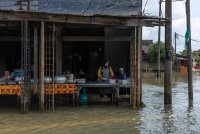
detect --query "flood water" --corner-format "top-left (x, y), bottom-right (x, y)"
top-left (0, 72), bottom-right (200, 134)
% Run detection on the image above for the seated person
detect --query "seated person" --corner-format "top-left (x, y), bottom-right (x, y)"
top-left (118, 68), bottom-right (127, 80)
top-left (118, 68), bottom-right (129, 95)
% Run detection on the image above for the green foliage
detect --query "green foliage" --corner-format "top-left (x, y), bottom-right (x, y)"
top-left (180, 49), bottom-right (187, 56)
top-left (147, 41), bottom-right (165, 63)
top-left (193, 53), bottom-right (200, 65)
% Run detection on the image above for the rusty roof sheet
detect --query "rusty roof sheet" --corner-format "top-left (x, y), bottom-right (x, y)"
top-left (0, 0), bottom-right (142, 16)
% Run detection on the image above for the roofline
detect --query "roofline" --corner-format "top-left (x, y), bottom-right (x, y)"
top-left (0, 9), bottom-right (165, 27)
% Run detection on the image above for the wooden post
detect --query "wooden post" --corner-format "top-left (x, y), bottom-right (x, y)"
top-left (21, 20), bottom-right (31, 113)
top-left (130, 27), bottom-right (142, 109)
top-left (130, 27), bottom-right (136, 109)
top-left (56, 26), bottom-right (62, 75)
top-left (137, 27), bottom-right (142, 108)
top-left (134, 28), bottom-right (137, 109)
top-left (33, 27), bottom-right (38, 94)
top-left (20, 21), bottom-right (24, 112)
top-left (40, 22), bottom-right (45, 112)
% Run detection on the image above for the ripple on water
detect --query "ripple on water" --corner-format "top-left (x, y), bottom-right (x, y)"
top-left (0, 72), bottom-right (200, 134)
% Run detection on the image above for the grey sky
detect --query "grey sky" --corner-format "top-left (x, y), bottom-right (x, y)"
top-left (143, 0), bottom-right (200, 53)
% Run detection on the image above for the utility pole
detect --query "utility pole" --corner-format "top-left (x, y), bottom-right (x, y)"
top-left (186, 0), bottom-right (193, 101)
top-left (164, 0), bottom-right (172, 105)
top-left (27, 0), bottom-right (30, 11)
top-left (157, 0), bottom-right (162, 78)
top-left (174, 32), bottom-right (177, 62)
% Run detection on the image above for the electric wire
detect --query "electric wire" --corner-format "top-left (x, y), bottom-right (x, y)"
top-left (176, 33), bottom-right (200, 43)
top-left (81, 0), bottom-right (93, 14)
top-left (143, 0), bottom-right (149, 13)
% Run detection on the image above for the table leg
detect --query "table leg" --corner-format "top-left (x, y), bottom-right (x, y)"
top-left (116, 87), bottom-right (120, 106)
top-left (72, 93), bottom-right (75, 107)
top-left (17, 95), bottom-right (20, 109)
top-left (76, 88), bottom-right (81, 106)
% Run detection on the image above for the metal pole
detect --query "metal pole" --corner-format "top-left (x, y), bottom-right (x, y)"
top-left (186, 0), bottom-right (193, 101)
top-left (164, 0), bottom-right (172, 105)
top-left (157, 0), bottom-right (162, 78)
top-left (40, 22), bottom-right (45, 112)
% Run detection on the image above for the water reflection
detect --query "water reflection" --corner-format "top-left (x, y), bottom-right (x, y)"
top-left (0, 72), bottom-right (200, 134)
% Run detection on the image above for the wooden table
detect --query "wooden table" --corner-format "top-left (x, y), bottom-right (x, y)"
top-left (0, 85), bottom-right (21, 96)
top-left (45, 84), bottom-right (77, 106)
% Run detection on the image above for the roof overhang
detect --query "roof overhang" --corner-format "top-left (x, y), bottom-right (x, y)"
top-left (0, 10), bottom-right (165, 27)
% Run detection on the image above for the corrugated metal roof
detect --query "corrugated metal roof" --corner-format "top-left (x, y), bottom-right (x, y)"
top-left (0, 0), bottom-right (142, 16)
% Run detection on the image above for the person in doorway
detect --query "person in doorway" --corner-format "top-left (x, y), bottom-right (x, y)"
top-left (97, 60), bottom-right (114, 81)
top-left (78, 69), bottom-right (86, 79)
top-left (97, 60), bottom-right (114, 102)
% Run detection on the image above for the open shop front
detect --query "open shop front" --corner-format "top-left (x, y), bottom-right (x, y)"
top-left (0, 10), bottom-right (161, 112)
top-left (0, 23), bottom-right (136, 111)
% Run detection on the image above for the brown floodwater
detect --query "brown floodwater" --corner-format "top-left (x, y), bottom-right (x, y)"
top-left (0, 72), bottom-right (200, 134)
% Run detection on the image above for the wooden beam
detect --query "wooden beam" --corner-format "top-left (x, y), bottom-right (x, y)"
top-left (62, 36), bottom-right (131, 42)
top-left (0, 36), bottom-right (131, 42)
top-left (0, 10), bottom-right (157, 27)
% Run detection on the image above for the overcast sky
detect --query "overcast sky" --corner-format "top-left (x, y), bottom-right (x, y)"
top-left (142, 0), bottom-right (200, 53)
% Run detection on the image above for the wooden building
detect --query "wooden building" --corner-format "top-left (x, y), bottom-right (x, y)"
top-left (0, 0), bottom-right (162, 112)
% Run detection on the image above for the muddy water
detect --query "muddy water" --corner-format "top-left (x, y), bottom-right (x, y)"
top-left (0, 72), bottom-right (200, 134)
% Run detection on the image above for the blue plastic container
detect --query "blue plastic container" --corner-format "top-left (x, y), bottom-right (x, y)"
top-left (13, 70), bottom-right (24, 78)
top-left (79, 88), bottom-right (88, 105)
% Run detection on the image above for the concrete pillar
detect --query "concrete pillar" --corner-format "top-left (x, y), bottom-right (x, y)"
top-left (56, 26), bottom-right (62, 75)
